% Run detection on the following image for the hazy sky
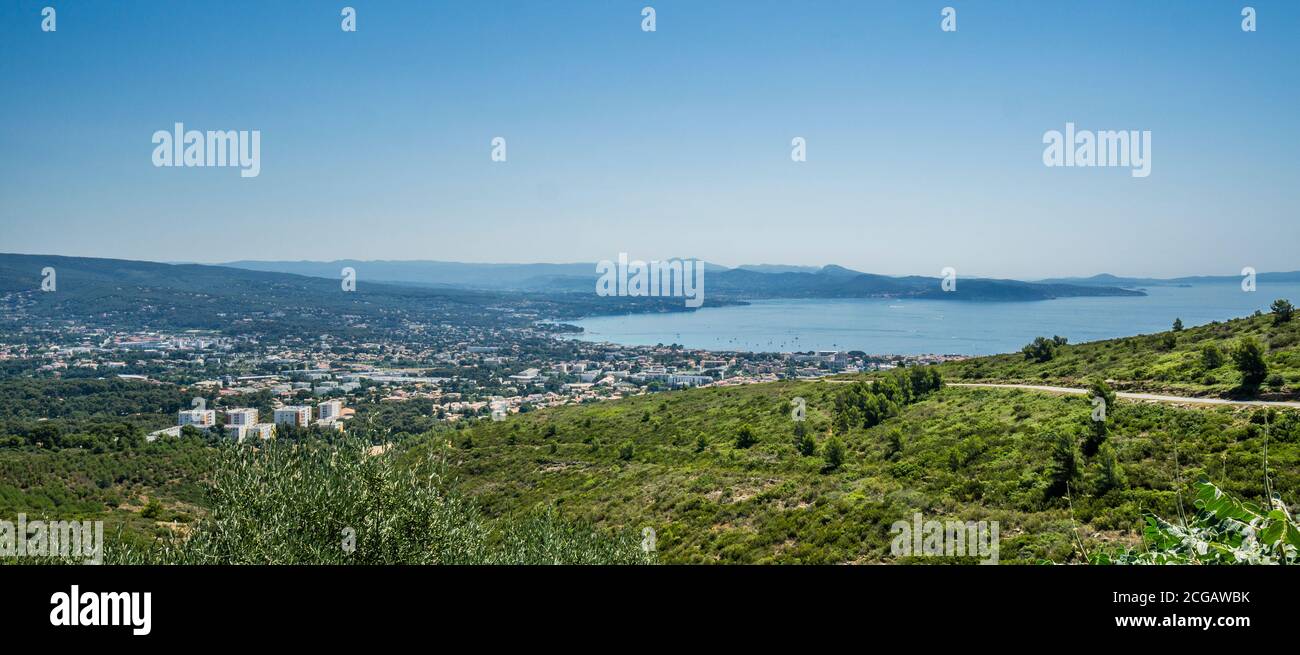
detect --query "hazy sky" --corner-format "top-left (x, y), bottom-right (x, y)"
top-left (2, 1), bottom-right (1297, 278)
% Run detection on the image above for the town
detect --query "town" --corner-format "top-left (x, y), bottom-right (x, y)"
top-left (0, 290), bottom-right (966, 441)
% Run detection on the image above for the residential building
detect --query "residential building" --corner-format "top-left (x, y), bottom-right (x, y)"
top-left (225, 408), bottom-right (258, 427)
top-left (318, 400), bottom-right (343, 421)
top-left (509, 368), bottom-right (540, 383)
top-left (250, 423), bottom-right (276, 440)
top-left (178, 409), bottom-right (215, 427)
top-left (273, 406), bottom-right (312, 427)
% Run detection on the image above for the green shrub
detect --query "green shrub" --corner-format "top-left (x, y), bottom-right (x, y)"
top-left (734, 425), bottom-right (758, 449)
top-left (822, 437), bottom-right (845, 471)
top-left (1233, 336), bottom-right (1269, 390)
top-left (107, 439), bottom-right (650, 565)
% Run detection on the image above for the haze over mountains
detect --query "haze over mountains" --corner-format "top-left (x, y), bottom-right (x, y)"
top-left (221, 259), bottom-right (1151, 301)
top-left (13, 254), bottom-right (1299, 309)
top-left (1035, 272), bottom-right (1300, 287)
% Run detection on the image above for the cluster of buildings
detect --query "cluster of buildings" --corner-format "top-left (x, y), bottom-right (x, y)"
top-left (3, 309), bottom-right (970, 432)
top-left (149, 399), bottom-right (348, 442)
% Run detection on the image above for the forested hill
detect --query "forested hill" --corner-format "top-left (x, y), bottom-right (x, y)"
top-left (0, 253), bottom-right (718, 332)
top-left (224, 258), bottom-right (1146, 301)
top-left (941, 305), bottom-right (1299, 400)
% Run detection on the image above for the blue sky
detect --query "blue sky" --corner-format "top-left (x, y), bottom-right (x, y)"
top-left (1, 0), bottom-right (1297, 278)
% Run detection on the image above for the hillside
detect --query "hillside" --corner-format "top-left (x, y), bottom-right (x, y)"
top-left (941, 307), bottom-right (1300, 400)
top-left (404, 306), bottom-right (1300, 564)
top-left (412, 375), bottom-right (1300, 563)
top-left (0, 253), bottom-right (716, 334)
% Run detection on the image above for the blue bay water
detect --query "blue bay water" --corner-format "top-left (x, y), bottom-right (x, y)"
top-left (567, 283), bottom-right (1300, 356)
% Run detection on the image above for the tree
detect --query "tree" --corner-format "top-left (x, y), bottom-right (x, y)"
top-left (618, 441), bottom-right (634, 461)
top-left (1082, 378), bottom-right (1115, 457)
top-left (1200, 342), bottom-right (1224, 370)
top-left (734, 425), bottom-right (758, 449)
top-left (694, 433), bottom-right (707, 453)
top-left (822, 436), bottom-right (845, 471)
top-left (141, 498), bottom-right (165, 520)
top-left (1272, 299), bottom-right (1294, 324)
top-left (884, 428), bottom-right (904, 460)
top-left (792, 421), bottom-right (815, 456)
top-left (796, 429), bottom-right (817, 457)
top-left (1022, 336), bottom-right (1060, 363)
top-left (1046, 431), bottom-right (1078, 498)
top-left (1172, 317), bottom-right (1183, 332)
top-left (1094, 443), bottom-right (1126, 495)
top-left (1232, 336), bottom-right (1269, 390)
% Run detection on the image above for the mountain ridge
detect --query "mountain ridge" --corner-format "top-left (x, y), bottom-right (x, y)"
top-left (215, 258), bottom-right (1147, 302)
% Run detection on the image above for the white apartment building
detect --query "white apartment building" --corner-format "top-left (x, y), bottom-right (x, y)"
top-left (224, 408), bottom-right (258, 427)
top-left (250, 423), bottom-right (276, 440)
top-left (509, 368), bottom-right (540, 383)
top-left (670, 374), bottom-right (714, 387)
top-left (317, 400), bottom-right (343, 421)
top-left (178, 409), bottom-right (215, 427)
top-left (273, 406), bottom-right (312, 427)
top-left (315, 418), bottom-right (345, 432)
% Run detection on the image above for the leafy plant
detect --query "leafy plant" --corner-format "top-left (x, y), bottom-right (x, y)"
top-left (1098, 481), bottom-right (1299, 564)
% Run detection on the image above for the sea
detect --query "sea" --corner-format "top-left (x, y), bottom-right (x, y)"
top-left (565, 282), bottom-right (1300, 356)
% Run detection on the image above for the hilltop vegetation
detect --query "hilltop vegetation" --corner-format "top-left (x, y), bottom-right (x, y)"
top-left (412, 371), bottom-right (1300, 563)
top-left (107, 439), bottom-right (650, 565)
top-left (942, 304), bottom-right (1300, 399)
top-left (0, 439), bottom-right (213, 551)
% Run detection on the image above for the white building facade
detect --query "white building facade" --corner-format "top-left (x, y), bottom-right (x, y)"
top-left (273, 406), bottom-right (312, 427)
top-left (178, 409), bottom-right (215, 427)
